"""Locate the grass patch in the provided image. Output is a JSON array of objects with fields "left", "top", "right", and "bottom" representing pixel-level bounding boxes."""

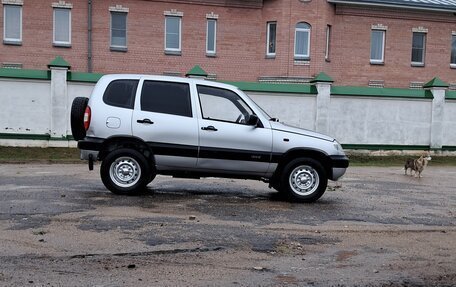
[
  {"left": 0, "top": 147, "right": 455, "bottom": 166},
  {"left": 0, "top": 147, "right": 80, "bottom": 163},
  {"left": 348, "top": 155, "right": 456, "bottom": 167}
]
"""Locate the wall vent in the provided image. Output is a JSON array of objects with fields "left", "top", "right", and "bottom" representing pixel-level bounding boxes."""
[
  {"left": 258, "top": 76, "right": 311, "bottom": 84},
  {"left": 368, "top": 80, "right": 384, "bottom": 88},
  {"left": 162, "top": 71, "right": 182, "bottom": 77},
  {"left": 409, "top": 81, "right": 424, "bottom": 89},
  {"left": 206, "top": 73, "right": 217, "bottom": 80},
  {"left": 2, "top": 63, "right": 23, "bottom": 69}
]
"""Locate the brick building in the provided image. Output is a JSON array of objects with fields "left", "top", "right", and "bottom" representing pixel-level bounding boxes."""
[{"left": 1, "top": 0, "right": 456, "bottom": 88}]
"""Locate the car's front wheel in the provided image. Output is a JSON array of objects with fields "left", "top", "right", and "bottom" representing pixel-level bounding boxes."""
[
  {"left": 100, "top": 148, "right": 152, "bottom": 195},
  {"left": 280, "top": 158, "right": 328, "bottom": 203}
]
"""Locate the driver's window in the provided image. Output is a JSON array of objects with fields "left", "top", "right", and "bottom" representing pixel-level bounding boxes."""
[{"left": 197, "top": 85, "right": 252, "bottom": 124}]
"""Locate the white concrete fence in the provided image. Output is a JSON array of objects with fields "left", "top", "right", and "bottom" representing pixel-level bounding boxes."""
[{"left": 0, "top": 63, "right": 455, "bottom": 153}]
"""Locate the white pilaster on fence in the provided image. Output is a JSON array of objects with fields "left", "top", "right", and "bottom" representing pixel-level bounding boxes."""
[
  {"left": 48, "top": 56, "right": 71, "bottom": 147},
  {"left": 424, "top": 77, "right": 449, "bottom": 150},
  {"left": 314, "top": 82, "right": 331, "bottom": 135},
  {"left": 430, "top": 88, "right": 446, "bottom": 149}
]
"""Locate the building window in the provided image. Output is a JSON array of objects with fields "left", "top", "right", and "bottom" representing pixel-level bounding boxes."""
[
  {"left": 294, "top": 22, "right": 311, "bottom": 60},
  {"left": 165, "top": 16, "right": 181, "bottom": 54},
  {"left": 325, "top": 25, "right": 331, "bottom": 61},
  {"left": 110, "top": 12, "right": 127, "bottom": 51},
  {"left": 3, "top": 4, "right": 22, "bottom": 45},
  {"left": 266, "top": 22, "right": 276, "bottom": 57},
  {"left": 53, "top": 8, "right": 71, "bottom": 46},
  {"left": 206, "top": 19, "right": 216, "bottom": 56},
  {"left": 411, "top": 32, "right": 426, "bottom": 66},
  {"left": 451, "top": 34, "right": 456, "bottom": 68},
  {"left": 370, "top": 30, "right": 385, "bottom": 64}
]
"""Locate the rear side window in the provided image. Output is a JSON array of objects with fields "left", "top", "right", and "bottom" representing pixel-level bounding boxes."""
[
  {"left": 103, "top": 80, "right": 139, "bottom": 109},
  {"left": 140, "top": 81, "right": 192, "bottom": 117}
]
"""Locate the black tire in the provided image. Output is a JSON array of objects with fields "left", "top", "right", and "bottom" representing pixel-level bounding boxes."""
[
  {"left": 280, "top": 158, "right": 328, "bottom": 203},
  {"left": 71, "top": 97, "right": 89, "bottom": 141},
  {"left": 100, "top": 148, "right": 153, "bottom": 195}
]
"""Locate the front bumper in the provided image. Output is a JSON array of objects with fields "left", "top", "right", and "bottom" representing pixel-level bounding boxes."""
[{"left": 330, "top": 155, "right": 349, "bottom": 180}]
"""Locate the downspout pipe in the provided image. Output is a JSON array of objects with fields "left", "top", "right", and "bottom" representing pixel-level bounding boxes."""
[{"left": 88, "top": 0, "right": 93, "bottom": 73}]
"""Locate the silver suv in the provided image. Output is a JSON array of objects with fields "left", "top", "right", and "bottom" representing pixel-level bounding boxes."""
[{"left": 71, "top": 75, "right": 348, "bottom": 202}]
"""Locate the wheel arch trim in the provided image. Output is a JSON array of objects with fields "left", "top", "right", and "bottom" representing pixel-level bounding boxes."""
[
  {"left": 98, "top": 135, "right": 156, "bottom": 166},
  {"left": 271, "top": 148, "right": 332, "bottom": 183}
]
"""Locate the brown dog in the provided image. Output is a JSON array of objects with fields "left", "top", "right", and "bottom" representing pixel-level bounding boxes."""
[{"left": 404, "top": 155, "right": 431, "bottom": 178}]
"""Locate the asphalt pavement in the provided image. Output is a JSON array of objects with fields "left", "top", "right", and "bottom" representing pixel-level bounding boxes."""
[{"left": 0, "top": 163, "right": 455, "bottom": 286}]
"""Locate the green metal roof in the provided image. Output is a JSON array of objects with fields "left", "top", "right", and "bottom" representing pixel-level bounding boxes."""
[
  {"left": 423, "top": 77, "right": 449, "bottom": 88},
  {"left": 331, "top": 85, "right": 433, "bottom": 99},
  {"left": 0, "top": 68, "right": 50, "bottom": 80},
  {"left": 310, "top": 72, "right": 334, "bottom": 83},
  {"left": 186, "top": 65, "right": 208, "bottom": 77},
  {"left": 223, "top": 81, "right": 317, "bottom": 95},
  {"left": 48, "top": 56, "right": 71, "bottom": 69},
  {"left": 327, "top": 0, "right": 456, "bottom": 12}
]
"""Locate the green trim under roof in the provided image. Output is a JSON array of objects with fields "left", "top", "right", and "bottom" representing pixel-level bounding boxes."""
[
  {"left": 223, "top": 81, "right": 317, "bottom": 95},
  {"left": 48, "top": 56, "right": 71, "bottom": 69},
  {"left": 423, "top": 77, "right": 449, "bottom": 88},
  {"left": 0, "top": 133, "right": 51, "bottom": 141},
  {"left": 342, "top": 144, "right": 431, "bottom": 150},
  {"left": 0, "top": 68, "right": 51, "bottom": 80},
  {"left": 331, "top": 86, "right": 433, "bottom": 99},
  {"left": 68, "top": 72, "right": 103, "bottom": 83},
  {"left": 186, "top": 65, "right": 208, "bottom": 77},
  {"left": 0, "top": 133, "right": 76, "bottom": 141},
  {"left": 1, "top": 133, "right": 454, "bottom": 151},
  {"left": 446, "top": 90, "right": 456, "bottom": 99}
]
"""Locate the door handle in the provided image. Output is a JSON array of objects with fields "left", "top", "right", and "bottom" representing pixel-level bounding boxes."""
[
  {"left": 137, "top": 118, "right": 154, "bottom": 124},
  {"left": 201, "top": 125, "right": 218, "bottom": 131}
]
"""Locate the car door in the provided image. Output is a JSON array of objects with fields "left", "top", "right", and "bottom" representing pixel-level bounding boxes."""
[
  {"left": 196, "top": 84, "right": 273, "bottom": 175},
  {"left": 132, "top": 79, "right": 199, "bottom": 169}
]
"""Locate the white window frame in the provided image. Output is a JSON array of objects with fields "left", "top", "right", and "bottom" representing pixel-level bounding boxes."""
[
  {"left": 165, "top": 16, "right": 182, "bottom": 53},
  {"left": 110, "top": 11, "right": 128, "bottom": 50},
  {"left": 294, "top": 22, "right": 311, "bottom": 59},
  {"left": 451, "top": 32, "right": 456, "bottom": 68},
  {"left": 370, "top": 29, "right": 385, "bottom": 64},
  {"left": 53, "top": 8, "right": 71, "bottom": 46},
  {"left": 411, "top": 32, "right": 426, "bottom": 66},
  {"left": 206, "top": 19, "right": 217, "bottom": 55},
  {"left": 3, "top": 4, "right": 22, "bottom": 44},
  {"left": 266, "top": 21, "right": 276, "bottom": 57},
  {"left": 325, "top": 25, "right": 331, "bottom": 61}
]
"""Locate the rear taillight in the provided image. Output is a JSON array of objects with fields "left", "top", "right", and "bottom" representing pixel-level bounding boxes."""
[{"left": 83, "top": 106, "right": 91, "bottom": 131}]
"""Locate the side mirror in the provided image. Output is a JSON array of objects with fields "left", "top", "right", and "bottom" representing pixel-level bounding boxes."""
[{"left": 246, "top": 114, "right": 259, "bottom": 126}]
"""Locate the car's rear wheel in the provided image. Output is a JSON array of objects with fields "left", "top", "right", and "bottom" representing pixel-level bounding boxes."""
[
  {"left": 70, "top": 97, "right": 89, "bottom": 141},
  {"left": 100, "top": 148, "right": 152, "bottom": 195},
  {"left": 280, "top": 158, "right": 327, "bottom": 203}
]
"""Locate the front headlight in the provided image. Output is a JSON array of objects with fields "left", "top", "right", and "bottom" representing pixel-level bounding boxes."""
[{"left": 333, "top": 140, "right": 343, "bottom": 152}]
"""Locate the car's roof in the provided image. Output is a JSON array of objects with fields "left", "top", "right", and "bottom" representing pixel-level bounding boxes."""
[{"left": 99, "top": 74, "right": 240, "bottom": 91}]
